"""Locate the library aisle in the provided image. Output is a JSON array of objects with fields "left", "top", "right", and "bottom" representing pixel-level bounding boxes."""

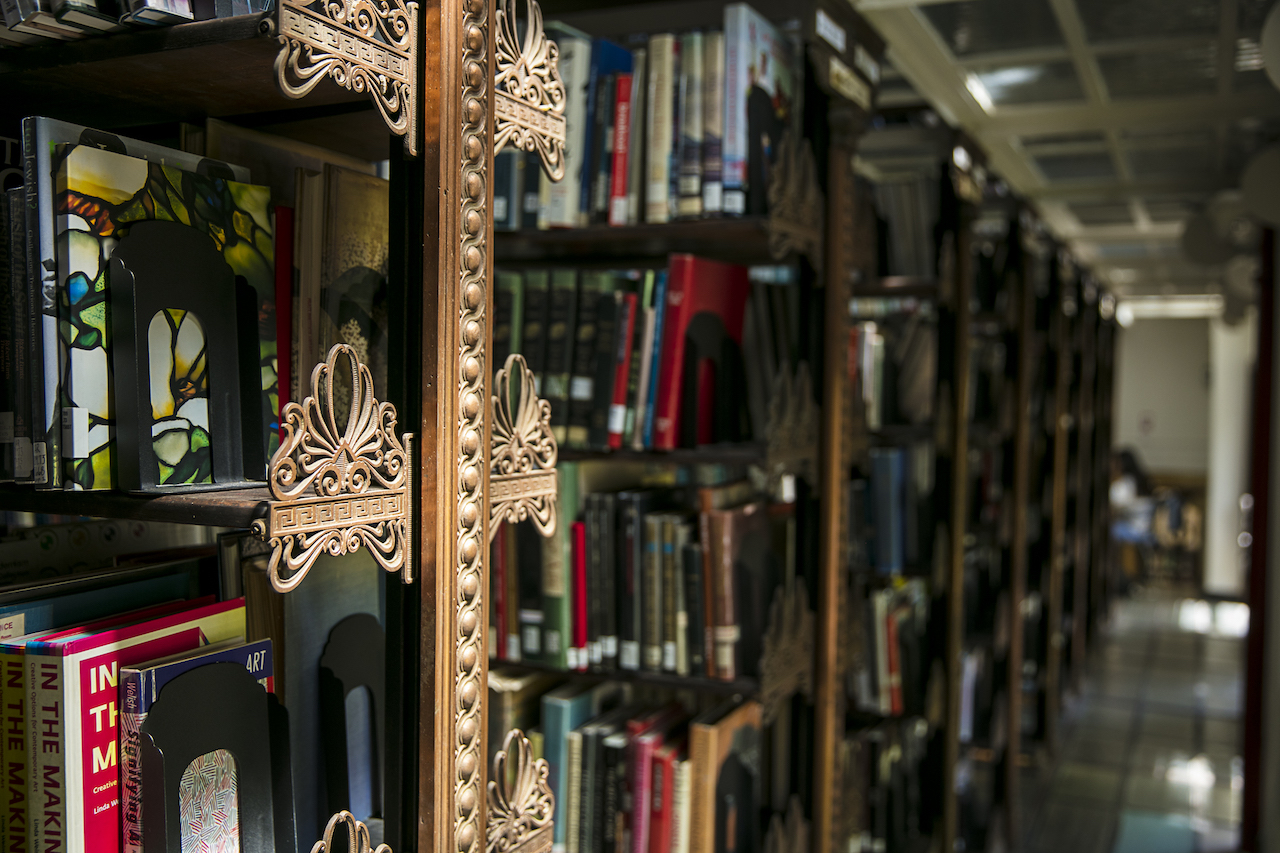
[{"left": 1019, "top": 592, "right": 1247, "bottom": 853}]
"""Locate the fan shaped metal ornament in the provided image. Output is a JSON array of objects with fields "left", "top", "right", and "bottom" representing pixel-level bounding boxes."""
[
  {"left": 274, "top": 0, "right": 419, "bottom": 156},
  {"left": 493, "top": 0, "right": 567, "bottom": 180},
  {"left": 311, "top": 810, "right": 392, "bottom": 853},
  {"left": 766, "top": 362, "right": 820, "bottom": 491},
  {"left": 766, "top": 131, "right": 824, "bottom": 267},
  {"left": 487, "top": 729, "right": 555, "bottom": 853},
  {"left": 253, "top": 344, "right": 414, "bottom": 593},
  {"left": 490, "top": 353, "right": 558, "bottom": 541},
  {"left": 760, "top": 575, "right": 816, "bottom": 725}
]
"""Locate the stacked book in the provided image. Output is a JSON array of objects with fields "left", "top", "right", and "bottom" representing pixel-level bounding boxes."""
[
  {"left": 846, "top": 577, "right": 932, "bottom": 719},
  {"left": 495, "top": 255, "right": 802, "bottom": 452},
  {"left": 496, "top": 1, "right": 806, "bottom": 230},
  {"left": 838, "top": 720, "right": 935, "bottom": 853},
  {"left": 491, "top": 468, "right": 800, "bottom": 681},
  {"left": 0, "top": 0, "right": 266, "bottom": 45}
]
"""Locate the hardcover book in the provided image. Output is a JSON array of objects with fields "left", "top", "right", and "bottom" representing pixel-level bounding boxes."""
[
  {"left": 644, "top": 34, "right": 677, "bottom": 224},
  {"left": 688, "top": 699, "right": 762, "bottom": 853}
]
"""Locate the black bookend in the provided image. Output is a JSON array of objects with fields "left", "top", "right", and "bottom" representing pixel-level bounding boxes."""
[
  {"left": 108, "top": 219, "right": 263, "bottom": 491},
  {"left": 235, "top": 276, "right": 267, "bottom": 479},
  {"left": 678, "top": 312, "right": 750, "bottom": 448},
  {"left": 139, "top": 662, "right": 295, "bottom": 853},
  {"left": 319, "top": 613, "right": 387, "bottom": 823}
]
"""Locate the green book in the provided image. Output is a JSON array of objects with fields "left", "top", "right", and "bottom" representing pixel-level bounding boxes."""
[{"left": 540, "top": 461, "right": 579, "bottom": 669}]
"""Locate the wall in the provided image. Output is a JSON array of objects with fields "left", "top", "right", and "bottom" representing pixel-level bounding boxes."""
[
  {"left": 1204, "top": 312, "right": 1256, "bottom": 598},
  {"left": 1113, "top": 317, "right": 1210, "bottom": 476}
]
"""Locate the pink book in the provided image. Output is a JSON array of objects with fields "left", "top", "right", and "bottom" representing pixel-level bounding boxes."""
[{"left": 28, "top": 597, "right": 245, "bottom": 853}]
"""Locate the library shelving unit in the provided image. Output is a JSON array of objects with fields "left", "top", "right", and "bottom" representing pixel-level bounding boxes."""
[{"left": 0, "top": 3, "right": 499, "bottom": 853}]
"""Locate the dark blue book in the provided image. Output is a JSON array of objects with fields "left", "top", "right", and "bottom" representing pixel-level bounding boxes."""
[
  {"left": 870, "top": 447, "right": 905, "bottom": 575},
  {"left": 641, "top": 270, "right": 669, "bottom": 448},
  {"left": 578, "top": 39, "right": 634, "bottom": 222}
]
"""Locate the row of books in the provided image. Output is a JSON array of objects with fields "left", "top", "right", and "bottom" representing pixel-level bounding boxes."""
[
  {"left": 847, "top": 445, "right": 935, "bottom": 577},
  {"left": 837, "top": 720, "right": 936, "bottom": 853},
  {"left": 874, "top": 176, "right": 939, "bottom": 279},
  {"left": 0, "top": 0, "right": 265, "bottom": 45},
  {"left": 0, "top": 115, "right": 390, "bottom": 492},
  {"left": 494, "top": 257, "right": 801, "bottom": 452},
  {"left": 497, "top": 2, "right": 802, "bottom": 231},
  {"left": 489, "top": 673, "right": 783, "bottom": 853},
  {"left": 490, "top": 465, "right": 792, "bottom": 681},
  {"left": 849, "top": 314, "right": 936, "bottom": 432},
  {"left": 846, "top": 578, "right": 932, "bottom": 719}
]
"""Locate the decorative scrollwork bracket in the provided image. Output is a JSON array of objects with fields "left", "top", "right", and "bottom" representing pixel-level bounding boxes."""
[
  {"left": 760, "top": 576, "right": 815, "bottom": 725},
  {"left": 274, "top": 0, "right": 419, "bottom": 156},
  {"left": 767, "top": 131, "right": 824, "bottom": 268},
  {"left": 252, "top": 344, "right": 414, "bottom": 593},
  {"left": 487, "top": 729, "right": 555, "bottom": 853},
  {"left": 494, "top": 0, "right": 567, "bottom": 181},
  {"left": 490, "top": 353, "right": 558, "bottom": 541},
  {"left": 765, "top": 362, "right": 820, "bottom": 492},
  {"left": 312, "top": 810, "right": 392, "bottom": 853}
]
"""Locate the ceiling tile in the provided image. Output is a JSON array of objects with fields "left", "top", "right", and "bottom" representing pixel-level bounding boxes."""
[
  {"left": 1077, "top": 0, "right": 1220, "bottom": 43},
  {"left": 1034, "top": 152, "right": 1117, "bottom": 181},
  {"left": 1098, "top": 45, "right": 1218, "bottom": 99},
  {"left": 1070, "top": 202, "right": 1134, "bottom": 226},
  {"left": 1127, "top": 145, "right": 1216, "bottom": 178},
  {"left": 973, "top": 61, "right": 1084, "bottom": 105},
  {"left": 1144, "top": 196, "right": 1201, "bottom": 223},
  {"left": 1022, "top": 130, "right": 1108, "bottom": 147},
  {"left": 921, "top": 0, "right": 1064, "bottom": 57}
]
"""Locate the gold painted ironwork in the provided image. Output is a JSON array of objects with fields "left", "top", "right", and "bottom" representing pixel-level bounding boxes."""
[
  {"left": 767, "top": 131, "right": 824, "bottom": 267},
  {"left": 487, "top": 729, "right": 555, "bottom": 853},
  {"left": 252, "top": 343, "right": 414, "bottom": 593},
  {"left": 493, "top": 0, "right": 567, "bottom": 180},
  {"left": 764, "top": 797, "right": 810, "bottom": 853},
  {"left": 490, "top": 353, "right": 559, "bottom": 541},
  {"left": 760, "top": 576, "right": 815, "bottom": 725},
  {"left": 311, "top": 810, "right": 392, "bottom": 853},
  {"left": 766, "top": 362, "right": 819, "bottom": 490},
  {"left": 274, "top": 0, "right": 419, "bottom": 156}
]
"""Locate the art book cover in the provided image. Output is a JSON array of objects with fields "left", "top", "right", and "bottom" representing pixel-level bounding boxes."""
[
  {"left": 722, "top": 3, "right": 797, "bottom": 217},
  {"left": 119, "top": 637, "right": 271, "bottom": 853},
  {"left": 54, "top": 142, "right": 274, "bottom": 490}
]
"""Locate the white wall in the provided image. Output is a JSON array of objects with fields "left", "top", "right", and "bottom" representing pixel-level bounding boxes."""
[
  {"left": 1113, "top": 317, "right": 1211, "bottom": 475},
  {"left": 1203, "top": 312, "right": 1257, "bottom": 598}
]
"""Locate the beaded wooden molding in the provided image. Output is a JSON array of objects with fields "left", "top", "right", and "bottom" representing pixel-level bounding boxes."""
[
  {"left": 493, "top": 0, "right": 567, "bottom": 180},
  {"left": 490, "top": 353, "right": 559, "bottom": 541},
  {"left": 765, "top": 362, "right": 819, "bottom": 490},
  {"left": 486, "top": 728, "right": 555, "bottom": 853},
  {"left": 311, "top": 810, "right": 391, "bottom": 853},
  {"left": 767, "top": 131, "right": 824, "bottom": 268},
  {"left": 760, "top": 576, "right": 815, "bottom": 725},
  {"left": 274, "top": 0, "right": 419, "bottom": 156},
  {"left": 252, "top": 343, "right": 414, "bottom": 593}
]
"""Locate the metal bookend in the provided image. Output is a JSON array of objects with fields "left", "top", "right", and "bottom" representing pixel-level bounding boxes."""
[
  {"left": 487, "top": 729, "right": 555, "bottom": 853},
  {"left": 311, "top": 810, "right": 392, "bottom": 853},
  {"left": 253, "top": 344, "right": 414, "bottom": 593},
  {"left": 494, "top": 0, "right": 567, "bottom": 181},
  {"left": 274, "top": 0, "right": 419, "bottom": 156},
  {"left": 765, "top": 362, "right": 820, "bottom": 491},
  {"left": 490, "top": 353, "right": 558, "bottom": 541},
  {"left": 760, "top": 576, "right": 815, "bottom": 725},
  {"left": 766, "top": 130, "right": 824, "bottom": 268}
]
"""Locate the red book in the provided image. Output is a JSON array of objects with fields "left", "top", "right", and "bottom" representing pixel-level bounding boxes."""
[
  {"left": 608, "top": 293, "right": 639, "bottom": 448},
  {"left": 572, "top": 520, "right": 589, "bottom": 672},
  {"left": 648, "top": 741, "right": 681, "bottom": 853},
  {"left": 492, "top": 520, "right": 507, "bottom": 662},
  {"left": 273, "top": 205, "right": 294, "bottom": 422},
  {"left": 609, "top": 72, "right": 634, "bottom": 227},
  {"left": 885, "top": 606, "right": 903, "bottom": 715},
  {"left": 626, "top": 706, "right": 684, "bottom": 853},
  {"left": 652, "top": 255, "right": 750, "bottom": 450}
]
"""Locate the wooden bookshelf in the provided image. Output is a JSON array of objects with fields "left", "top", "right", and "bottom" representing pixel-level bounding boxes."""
[
  {"left": 557, "top": 443, "right": 766, "bottom": 465},
  {"left": 495, "top": 659, "right": 760, "bottom": 697},
  {"left": 0, "top": 485, "right": 269, "bottom": 528},
  {"left": 494, "top": 218, "right": 802, "bottom": 266}
]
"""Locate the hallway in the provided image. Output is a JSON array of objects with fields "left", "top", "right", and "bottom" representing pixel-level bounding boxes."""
[{"left": 1020, "top": 592, "right": 1247, "bottom": 853}]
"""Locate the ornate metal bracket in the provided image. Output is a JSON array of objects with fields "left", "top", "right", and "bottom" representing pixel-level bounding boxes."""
[
  {"left": 765, "top": 362, "right": 819, "bottom": 491},
  {"left": 487, "top": 729, "right": 555, "bottom": 853},
  {"left": 759, "top": 576, "right": 815, "bottom": 725},
  {"left": 494, "top": 0, "right": 567, "bottom": 181},
  {"left": 490, "top": 353, "right": 559, "bottom": 541},
  {"left": 312, "top": 810, "right": 391, "bottom": 853},
  {"left": 767, "top": 131, "right": 824, "bottom": 268},
  {"left": 252, "top": 344, "right": 414, "bottom": 593},
  {"left": 763, "top": 797, "right": 810, "bottom": 853},
  {"left": 274, "top": 0, "right": 419, "bottom": 156}
]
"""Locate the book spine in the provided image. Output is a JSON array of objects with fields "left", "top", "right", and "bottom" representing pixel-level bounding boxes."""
[
  {"left": 671, "top": 760, "right": 691, "bottom": 853},
  {"left": 505, "top": 523, "right": 521, "bottom": 661},
  {"left": 722, "top": 8, "right": 746, "bottom": 216},
  {"left": 119, "top": 670, "right": 145, "bottom": 853},
  {"left": 565, "top": 731, "right": 584, "bottom": 853},
  {"left": 873, "top": 591, "right": 890, "bottom": 715},
  {"left": 490, "top": 521, "right": 506, "bottom": 661},
  {"left": 599, "top": 496, "right": 618, "bottom": 671},
  {"left": 629, "top": 737, "right": 655, "bottom": 853},
  {"left": 687, "top": 726, "right": 713, "bottom": 853},
  {"left": 545, "top": 270, "right": 579, "bottom": 444},
  {"left": 567, "top": 279, "right": 604, "bottom": 449},
  {"left": 608, "top": 73, "right": 633, "bottom": 227},
  {"left": 682, "top": 543, "right": 705, "bottom": 676},
  {"left": 0, "top": 195, "right": 15, "bottom": 484},
  {"left": 27, "top": 652, "right": 63, "bottom": 853},
  {"left": 605, "top": 293, "right": 636, "bottom": 449},
  {"left": 493, "top": 149, "right": 518, "bottom": 230},
  {"left": 701, "top": 32, "right": 724, "bottom": 216},
  {"left": 22, "top": 119, "right": 53, "bottom": 487},
  {"left": 644, "top": 35, "right": 676, "bottom": 224},
  {"left": 885, "top": 607, "right": 903, "bottom": 716},
  {"left": 628, "top": 305, "right": 656, "bottom": 449},
  {"left": 710, "top": 513, "right": 738, "bottom": 681},
  {"left": 660, "top": 518, "right": 677, "bottom": 673},
  {"left": 651, "top": 260, "right": 687, "bottom": 450},
  {"left": 578, "top": 731, "right": 597, "bottom": 853},
  {"left": 520, "top": 151, "right": 542, "bottom": 231},
  {"left": 601, "top": 737, "right": 625, "bottom": 853},
  {"left": 571, "top": 516, "right": 589, "bottom": 672},
  {"left": 591, "top": 72, "right": 617, "bottom": 225},
  {"left": 273, "top": 206, "right": 294, "bottom": 414},
  {"left": 647, "top": 750, "right": 671, "bottom": 853},
  {"left": 641, "top": 271, "right": 669, "bottom": 449},
  {"left": 2, "top": 652, "right": 26, "bottom": 853},
  {"left": 625, "top": 49, "right": 647, "bottom": 226},
  {"left": 520, "top": 270, "right": 549, "bottom": 394},
  {"left": 618, "top": 500, "right": 642, "bottom": 671},
  {"left": 676, "top": 32, "right": 704, "bottom": 219},
  {"left": 673, "top": 526, "right": 689, "bottom": 677},
  {"left": 542, "top": 465, "right": 576, "bottom": 669},
  {"left": 578, "top": 50, "right": 603, "bottom": 227},
  {"left": 642, "top": 515, "right": 664, "bottom": 672}
]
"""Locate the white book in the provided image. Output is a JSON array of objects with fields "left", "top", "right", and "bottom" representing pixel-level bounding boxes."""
[
  {"left": 676, "top": 31, "right": 704, "bottom": 218},
  {"left": 541, "top": 23, "right": 592, "bottom": 228},
  {"left": 701, "top": 31, "right": 725, "bottom": 215},
  {"left": 645, "top": 33, "right": 677, "bottom": 224},
  {"left": 671, "top": 758, "right": 692, "bottom": 853}
]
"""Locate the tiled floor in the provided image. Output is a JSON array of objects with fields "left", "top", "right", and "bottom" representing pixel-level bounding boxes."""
[{"left": 1019, "top": 592, "right": 1248, "bottom": 853}]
